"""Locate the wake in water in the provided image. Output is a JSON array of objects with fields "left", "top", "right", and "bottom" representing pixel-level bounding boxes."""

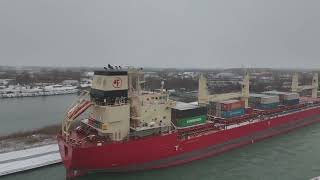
[{"left": 310, "top": 176, "right": 320, "bottom": 180}]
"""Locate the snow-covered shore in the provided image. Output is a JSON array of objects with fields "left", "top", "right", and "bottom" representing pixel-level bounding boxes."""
[
  {"left": 0, "top": 84, "right": 79, "bottom": 98},
  {"left": 0, "top": 144, "right": 61, "bottom": 177},
  {"left": 0, "top": 125, "right": 61, "bottom": 176}
]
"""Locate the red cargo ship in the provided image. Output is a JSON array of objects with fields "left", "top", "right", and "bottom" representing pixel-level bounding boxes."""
[{"left": 57, "top": 67, "right": 320, "bottom": 178}]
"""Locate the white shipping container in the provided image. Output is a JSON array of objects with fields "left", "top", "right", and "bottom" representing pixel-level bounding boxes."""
[
  {"left": 263, "top": 91, "right": 299, "bottom": 101},
  {"left": 261, "top": 95, "right": 279, "bottom": 104},
  {"left": 283, "top": 93, "right": 299, "bottom": 100}
]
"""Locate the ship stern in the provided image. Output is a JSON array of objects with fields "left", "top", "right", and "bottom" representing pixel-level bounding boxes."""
[{"left": 57, "top": 134, "right": 88, "bottom": 179}]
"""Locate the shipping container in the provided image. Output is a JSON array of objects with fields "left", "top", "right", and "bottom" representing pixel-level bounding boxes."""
[
  {"left": 249, "top": 93, "right": 279, "bottom": 104},
  {"left": 220, "top": 108, "right": 245, "bottom": 118},
  {"left": 283, "top": 99, "right": 299, "bottom": 106},
  {"left": 176, "top": 115, "right": 207, "bottom": 127},
  {"left": 249, "top": 94, "right": 265, "bottom": 104},
  {"left": 283, "top": 93, "right": 299, "bottom": 100},
  {"left": 261, "top": 96, "right": 279, "bottom": 104},
  {"left": 172, "top": 102, "right": 207, "bottom": 127},
  {"left": 255, "top": 102, "right": 279, "bottom": 110},
  {"left": 263, "top": 91, "right": 299, "bottom": 101},
  {"left": 216, "top": 99, "right": 245, "bottom": 111},
  {"left": 172, "top": 102, "right": 207, "bottom": 119}
]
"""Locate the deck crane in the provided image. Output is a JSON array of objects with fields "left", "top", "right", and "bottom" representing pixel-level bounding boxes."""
[
  {"left": 291, "top": 73, "right": 318, "bottom": 98},
  {"left": 198, "top": 72, "right": 250, "bottom": 107}
]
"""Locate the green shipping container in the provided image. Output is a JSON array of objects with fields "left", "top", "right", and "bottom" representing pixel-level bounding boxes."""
[{"left": 176, "top": 115, "right": 206, "bottom": 127}]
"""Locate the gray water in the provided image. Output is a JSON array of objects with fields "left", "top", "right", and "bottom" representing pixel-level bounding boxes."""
[
  {"left": 0, "top": 95, "right": 76, "bottom": 135},
  {"left": 1, "top": 96, "right": 320, "bottom": 180}
]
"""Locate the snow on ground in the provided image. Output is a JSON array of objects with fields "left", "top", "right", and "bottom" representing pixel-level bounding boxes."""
[
  {"left": 0, "top": 135, "right": 56, "bottom": 153},
  {"left": 0, "top": 144, "right": 61, "bottom": 176},
  {"left": 0, "top": 144, "right": 58, "bottom": 162}
]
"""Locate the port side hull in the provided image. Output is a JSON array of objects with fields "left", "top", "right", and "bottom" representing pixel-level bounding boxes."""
[{"left": 58, "top": 107, "right": 320, "bottom": 177}]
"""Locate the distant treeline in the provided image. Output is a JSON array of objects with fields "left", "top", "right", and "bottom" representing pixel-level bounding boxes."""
[
  {"left": 145, "top": 77, "right": 198, "bottom": 91},
  {"left": 1, "top": 69, "right": 82, "bottom": 85}
]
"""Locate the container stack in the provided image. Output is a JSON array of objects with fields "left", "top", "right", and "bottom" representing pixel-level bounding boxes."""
[
  {"left": 172, "top": 102, "right": 207, "bottom": 128},
  {"left": 249, "top": 93, "right": 279, "bottom": 110},
  {"left": 215, "top": 100, "right": 245, "bottom": 118},
  {"left": 263, "top": 91, "right": 300, "bottom": 106},
  {"left": 283, "top": 93, "right": 300, "bottom": 105}
]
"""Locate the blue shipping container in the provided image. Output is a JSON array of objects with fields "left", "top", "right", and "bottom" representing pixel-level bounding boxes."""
[
  {"left": 221, "top": 108, "right": 245, "bottom": 118},
  {"left": 255, "top": 102, "right": 279, "bottom": 110},
  {"left": 283, "top": 99, "right": 299, "bottom": 105}
]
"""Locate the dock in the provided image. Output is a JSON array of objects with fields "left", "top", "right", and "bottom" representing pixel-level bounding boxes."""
[{"left": 0, "top": 144, "right": 61, "bottom": 176}]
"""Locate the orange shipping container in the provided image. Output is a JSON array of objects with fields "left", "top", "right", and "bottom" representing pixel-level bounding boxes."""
[{"left": 219, "top": 100, "right": 245, "bottom": 111}]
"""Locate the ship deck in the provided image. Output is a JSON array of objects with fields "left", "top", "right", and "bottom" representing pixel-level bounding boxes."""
[
  {"left": 62, "top": 98, "right": 320, "bottom": 147},
  {"left": 177, "top": 99, "right": 320, "bottom": 140}
]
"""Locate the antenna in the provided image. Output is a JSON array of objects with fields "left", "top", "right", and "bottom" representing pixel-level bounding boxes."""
[{"left": 108, "top": 64, "right": 114, "bottom": 70}]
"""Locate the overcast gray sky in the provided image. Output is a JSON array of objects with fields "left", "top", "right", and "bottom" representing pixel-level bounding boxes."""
[{"left": 0, "top": 0, "right": 319, "bottom": 68}]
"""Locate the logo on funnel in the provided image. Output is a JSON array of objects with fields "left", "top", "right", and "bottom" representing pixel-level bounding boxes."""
[{"left": 112, "top": 78, "right": 122, "bottom": 88}]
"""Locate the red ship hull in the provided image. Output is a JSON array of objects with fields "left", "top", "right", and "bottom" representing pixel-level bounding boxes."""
[{"left": 58, "top": 106, "right": 320, "bottom": 178}]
